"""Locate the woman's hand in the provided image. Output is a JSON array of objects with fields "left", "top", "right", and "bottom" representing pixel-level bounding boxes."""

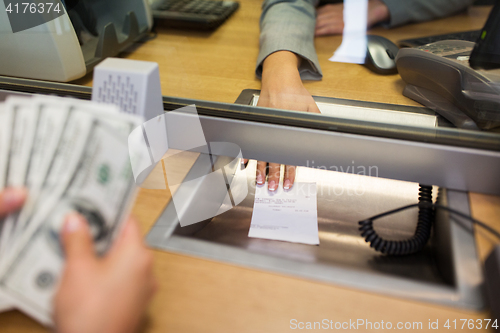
[
  {"left": 54, "top": 214, "right": 157, "bottom": 333},
  {"left": 255, "top": 51, "right": 319, "bottom": 191},
  {"left": 259, "top": 51, "right": 320, "bottom": 113}
]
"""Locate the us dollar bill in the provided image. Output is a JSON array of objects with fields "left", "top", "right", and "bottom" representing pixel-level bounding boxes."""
[
  {"left": 0, "top": 98, "right": 40, "bottom": 264},
  {"left": 0, "top": 103, "right": 13, "bottom": 312},
  {"left": 0, "top": 98, "right": 86, "bottom": 273},
  {"left": 0, "top": 114, "right": 140, "bottom": 325},
  {"left": 0, "top": 104, "right": 12, "bottom": 257},
  {"left": 0, "top": 103, "right": 13, "bottom": 189},
  {"left": 0, "top": 289, "right": 14, "bottom": 313},
  {"left": 2, "top": 98, "right": 127, "bottom": 267},
  {"left": 9, "top": 98, "right": 71, "bottom": 247}
]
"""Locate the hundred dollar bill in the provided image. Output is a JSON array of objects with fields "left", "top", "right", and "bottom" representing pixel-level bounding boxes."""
[
  {"left": 4, "top": 98, "right": 131, "bottom": 260},
  {"left": 0, "top": 98, "right": 39, "bottom": 263},
  {"left": 0, "top": 290, "right": 13, "bottom": 313},
  {"left": 0, "top": 116, "right": 139, "bottom": 325},
  {"left": 0, "top": 103, "right": 14, "bottom": 313},
  {"left": 0, "top": 286, "right": 16, "bottom": 311},
  {"left": 0, "top": 103, "right": 13, "bottom": 189},
  {"left": 7, "top": 98, "right": 70, "bottom": 255},
  {"left": 0, "top": 103, "right": 13, "bottom": 239}
]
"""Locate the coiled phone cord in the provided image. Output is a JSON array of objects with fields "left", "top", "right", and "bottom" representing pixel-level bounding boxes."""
[{"left": 358, "top": 185, "right": 434, "bottom": 255}]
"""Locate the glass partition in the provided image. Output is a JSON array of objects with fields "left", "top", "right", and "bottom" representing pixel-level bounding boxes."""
[{"left": 1, "top": 0, "right": 499, "bottom": 148}]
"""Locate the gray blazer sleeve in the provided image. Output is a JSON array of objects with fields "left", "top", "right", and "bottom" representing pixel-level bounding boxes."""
[
  {"left": 381, "top": 0, "right": 476, "bottom": 28},
  {"left": 256, "top": 0, "right": 323, "bottom": 80}
]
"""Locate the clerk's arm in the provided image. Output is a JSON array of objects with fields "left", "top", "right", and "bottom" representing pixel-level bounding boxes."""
[
  {"left": 255, "top": 0, "right": 321, "bottom": 190},
  {"left": 257, "top": 0, "right": 321, "bottom": 108},
  {"left": 381, "top": 0, "right": 475, "bottom": 28},
  {"left": 315, "top": 0, "right": 475, "bottom": 36},
  {"left": 256, "top": 0, "right": 322, "bottom": 81},
  {"left": 256, "top": 51, "right": 319, "bottom": 191}
]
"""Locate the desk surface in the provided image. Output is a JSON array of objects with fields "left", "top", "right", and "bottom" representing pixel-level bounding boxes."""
[{"left": 2, "top": 3, "right": 500, "bottom": 333}]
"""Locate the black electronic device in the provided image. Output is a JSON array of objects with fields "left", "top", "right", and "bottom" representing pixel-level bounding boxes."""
[
  {"left": 396, "top": 2, "right": 500, "bottom": 130},
  {"left": 150, "top": 0, "right": 239, "bottom": 30},
  {"left": 396, "top": 3, "right": 500, "bottom": 131},
  {"left": 364, "top": 35, "right": 400, "bottom": 75},
  {"left": 397, "top": 40, "right": 500, "bottom": 130},
  {"left": 470, "top": 2, "right": 500, "bottom": 69}
]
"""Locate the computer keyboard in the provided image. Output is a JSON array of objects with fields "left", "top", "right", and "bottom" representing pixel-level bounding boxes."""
[
  {"left": 151, "top": 0, "right": 239, "bottom": 30},
  {"left": 398, "top": 30, "right": 481, "bottom": 47}
]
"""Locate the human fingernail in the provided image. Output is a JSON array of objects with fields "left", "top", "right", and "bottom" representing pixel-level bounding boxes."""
[
  {"left": 63, "top": 213, "right": 84, "bottom": 233},
  {"left": 2, "top": 188, "right": 26, "bottom": 207},
  {"left": 268, "top": 180, "right": 276, "bottom": 191},
  {"left": 284, "top": 179, "right": 291, "bottom": 190},
  {"left": 256, "top": 174, "right": 264, "bottom": 184}
]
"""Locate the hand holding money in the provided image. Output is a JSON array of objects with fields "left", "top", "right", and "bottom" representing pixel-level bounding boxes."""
[
  {"left": 54, "top": 214, "right": 156, "bottom": 333},
  {"left": 0, "top": 95, "right": 154, "bottom": 327},
  {"left": 0, "top": 187, "right": 156, "bottom": 333}
]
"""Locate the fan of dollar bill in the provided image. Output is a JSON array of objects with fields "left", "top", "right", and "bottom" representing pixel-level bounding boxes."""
[{"left": 0, "top": 95, "right": 144, "bottom": 325}]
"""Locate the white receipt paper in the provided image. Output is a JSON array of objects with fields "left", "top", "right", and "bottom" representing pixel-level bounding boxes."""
[
  {"left": 249, "top": 182, "right": 319, "bottom": 245},
  {"left": 329, "top": 0, "right": 368, "bottom": 64}
]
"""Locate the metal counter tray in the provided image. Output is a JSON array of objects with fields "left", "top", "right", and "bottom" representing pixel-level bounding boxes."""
[{"left": 147, "top": 159, "right": 483, "bottom": 310}]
